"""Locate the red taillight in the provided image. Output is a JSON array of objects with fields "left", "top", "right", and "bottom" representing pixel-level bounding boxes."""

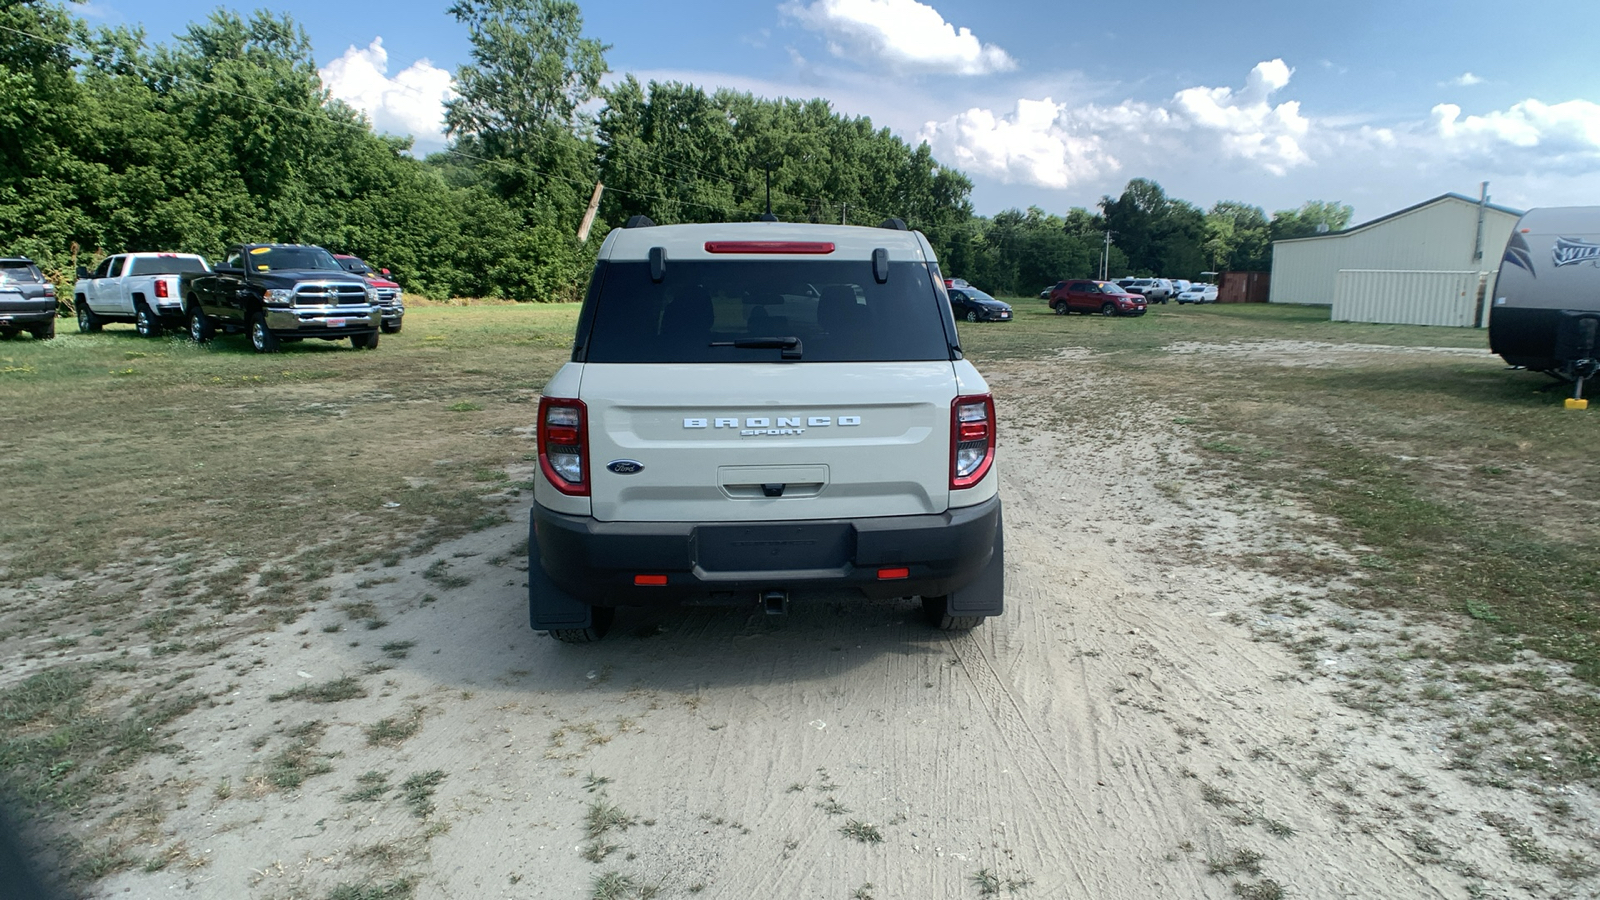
[
  {"left": 154, "top": 280, "right": 169, "bottom": 298},
  {"left": 951, "top": 394, "right": 996, "bottom": 489},
  {"left": 703, "top": 241, "right": 836, "bottom": 254},
  {"left": 634, "top": 574, "right": 668, "bottom": 586},
  {"left": 877, "top": 567, "right": 909, "bottom": 580},
  {"left": 537, "top": 397, "right": 589, "bottom": 496}
]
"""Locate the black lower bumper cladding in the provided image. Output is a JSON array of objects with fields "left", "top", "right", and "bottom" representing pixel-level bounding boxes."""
[{"left": 531, "top": 495, "right": 1002, "bottom": 608}]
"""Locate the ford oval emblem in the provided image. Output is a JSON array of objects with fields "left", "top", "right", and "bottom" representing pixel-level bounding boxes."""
[{"left": 606, "top": 460, "right": 645, "bottom": 475}]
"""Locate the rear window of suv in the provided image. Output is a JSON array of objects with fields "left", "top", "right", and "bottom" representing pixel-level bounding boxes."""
[
  {"left": 0, "top": 261, "right": 43, "bottom": 282},
  {"left": 579, "top": 259, "right": 952, "bottom": 363}
]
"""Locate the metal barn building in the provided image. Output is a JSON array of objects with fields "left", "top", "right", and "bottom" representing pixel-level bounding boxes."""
[{"left": 1269, "top": 192, "right": 1523, "bottom": 327}]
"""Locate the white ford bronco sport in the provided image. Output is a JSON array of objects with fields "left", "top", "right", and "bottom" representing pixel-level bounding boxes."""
[{"left": 528, "top": 217, "right": 1004, "bottom": 642}]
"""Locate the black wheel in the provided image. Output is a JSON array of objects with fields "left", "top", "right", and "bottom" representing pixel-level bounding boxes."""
[
  {"left": 965, "top": 310, "right": 979, "bottom": 323},
  {"left": 134, "top": 303, "right": 163, "bottom": 338},
  {"left": 29, "top": 319, "right": 55, "bottom": 340},
  {"left": 921, "top": 595, "right": 984, "bottom": 631},
  {"left": 351, "top": 330, "right": 380, "bottom": 350},
  {"left": 1052, "top": 302, "right": 1066, "bottom": 315},
  {"left": 187, "top": 302, "right": 212, "bottom": 343},
  {"left": 1100, "top": 302, "right": 1117, "bottom": 317},
  {"left": 548, "top": 606, "right": 615, "bottom": 643},
  {"left": 380, "top": 318, "right": 402, "bottom": 335},
  {"left": 248, "top": 312, "right": 280, "bottom": 353},
  {"left": 76, "top": 300, "right": 103, "bottom": 333}
]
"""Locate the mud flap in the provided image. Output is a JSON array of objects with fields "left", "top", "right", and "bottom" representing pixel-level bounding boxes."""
[
  {"left": 528, "top": 517, "right": 593, "bottom": 631},
  {"left": 947, "top": 507, "right": 1004, "bottom": 616}
]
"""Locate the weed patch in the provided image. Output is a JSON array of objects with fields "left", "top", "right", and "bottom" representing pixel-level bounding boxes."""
[{"left": 269, "top": 676, "right": 367, "bottom": 704}]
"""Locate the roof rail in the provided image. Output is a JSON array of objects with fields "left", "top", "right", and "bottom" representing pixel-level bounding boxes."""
[
  {"left": 623, "top": 215, "right": 656, "bottom": 229},
  {"left": 879, "top": 218, "right": 908, "bottom": 231}
]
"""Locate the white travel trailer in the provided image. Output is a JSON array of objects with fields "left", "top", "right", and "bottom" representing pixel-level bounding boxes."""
[{"left": 1489, "top": 207, "right": 1600, "bottom": 403}]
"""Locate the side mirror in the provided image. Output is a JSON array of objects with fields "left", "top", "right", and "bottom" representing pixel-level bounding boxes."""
[{"left": 76, "top": 265, "right": 89, "bottom": 279}]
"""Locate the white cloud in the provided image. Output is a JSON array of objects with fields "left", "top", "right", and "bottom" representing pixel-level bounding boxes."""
[
  {"left": 1447, "top": 72, "right": 1485, "bottom": 87},
  {"left": 1171, "top": 60, "right": 1309, "bottom": 174},
  {"left": 918, "top": 59, "right": 1310, "bottom": 190},
  {"left": 320, "top": 38, "right": 456, "bottom": 151},
  {"left": 783, "top": 0, "right": 1015, "bottom": 75},
  {"left": 918, "top": 98, "right": 1117, "bottom": 188},
  {"left": 1433, "top": 99, "right": 1600, "bottom": 148}
]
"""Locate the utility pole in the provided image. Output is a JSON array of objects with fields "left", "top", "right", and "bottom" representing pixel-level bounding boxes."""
[
  {"left": 841, "top": 203, "right": 848, "bottom": 225},
  {"left": 1472, "top": 180, "right": 1489, "bottom": 262},
  {"left": 576, "top": 181, "right": 604, "bottom": 243},
  {"left": 1100, "top": 230, "right": 1116, "bottom": 281}
]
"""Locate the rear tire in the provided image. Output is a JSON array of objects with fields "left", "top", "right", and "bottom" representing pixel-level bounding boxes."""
[
  {"left": 134, "top": 303, "right": 163, "bottom": 338},
  {"left": 248, "top": 312, "right": 280, "bottom": 353},
  {"left": 351, "top": 330, "right": 380, "bottom": 350},
  {"left": 921, "top": 595, "right": 984, "bottom": 631},
  {"left": 548, "top": 606, "right": 615, "bottom": 643},
  {"left": 187, "top": 302, "right": 212, "bottom": 343},
  {"left": 1100, "top": 302, "right": 1117, "bottom": 317},
  {"left": 77, "top": 300, "right": 103, "bottom": 333},
  {"left": 29, "top": 319, "right": 55, "bottom": 340}
]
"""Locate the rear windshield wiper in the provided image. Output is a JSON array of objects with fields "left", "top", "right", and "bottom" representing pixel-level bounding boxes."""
[{"left": 710, "top": 336, "right": 803, "bottom": 360}]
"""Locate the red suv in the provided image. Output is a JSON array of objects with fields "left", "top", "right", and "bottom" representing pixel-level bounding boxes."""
[{"left": 1047, "top": 280, "right": 1147, "bottom": 317}]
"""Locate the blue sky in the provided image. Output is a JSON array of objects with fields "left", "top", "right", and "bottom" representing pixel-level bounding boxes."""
[{"left": 90, "top": 0, "right": 1600, "bottom": 222}]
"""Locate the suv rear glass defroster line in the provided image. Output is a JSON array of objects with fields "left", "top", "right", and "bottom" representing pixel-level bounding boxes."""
[{"left": 579, "top": 260, "right": 953, "bottom": 363}]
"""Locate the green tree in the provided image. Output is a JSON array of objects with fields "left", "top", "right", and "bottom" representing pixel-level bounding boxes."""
[
  {"left": 1269, "top": 200, "right": 1354, "bottom": 242},
  {"left": 1203, "top": 201, "right": 1270, "bottom": 271}
]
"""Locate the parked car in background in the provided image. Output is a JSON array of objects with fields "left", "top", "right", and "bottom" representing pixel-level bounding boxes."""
[
  {"left": 0, "top": 257, "right": 57, "bottom": 339},
  {"left": 1119, "top": 277, "right": 1174, "bottom": 303},
  {"left": 334, "top": 254, "right": 404, "bottom": 334},
  {"left": 74, "top": 252, "right": 211, "bottom": 337},
  {"left": 1048, "top": 280, "right": 1147, "bottom": 316},
  {"left": 948, "top": 285, "right": 1013, "bottom": 322},
  {"left": 1169, "top": 279, "right": 1192, "bottom": 296},
  {"left": 1040, "top": 283, "right": 1060, "bottom": 300},
  {"left": 183, "top": 243, "right": 380, "bottom": 353},
  {"left": 1176, "top": 284, "right": 1219, "bottom": 304}
]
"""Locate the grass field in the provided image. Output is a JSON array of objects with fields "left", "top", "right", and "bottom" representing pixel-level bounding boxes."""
[
  {"left": 972, "top": 299, "right": 1600, "bottom": 783},
  {"left": 1, "top": 298, "right": 1598, "bottom": 884}
]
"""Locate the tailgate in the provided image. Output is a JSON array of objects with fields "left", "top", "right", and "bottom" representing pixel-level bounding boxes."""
[
  {"left": 0, "top": 290, "right": 51, "bottom": 314},
  {"left": 579, "top": 362, "right": 957, "bottom": 523}
]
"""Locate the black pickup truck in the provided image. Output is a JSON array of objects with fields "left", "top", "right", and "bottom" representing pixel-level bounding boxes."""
[{"left": 181, "top": 244, "right": 380, "bottom": 352}]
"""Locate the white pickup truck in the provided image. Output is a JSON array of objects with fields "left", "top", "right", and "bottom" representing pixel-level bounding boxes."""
[{"left": 75, "top": 252, "right": 212, "bottom": 337}]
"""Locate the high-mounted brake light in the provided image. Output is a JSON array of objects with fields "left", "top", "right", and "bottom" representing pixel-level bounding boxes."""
[
  {"left": 537, "top": 397, "right": 589, "bottom": 496},
  {"left": 950, "top": 394, "right": 996, "bottom": 489},
  {"left": 703, "top": 241, "right": 836, "bottom": 255}
]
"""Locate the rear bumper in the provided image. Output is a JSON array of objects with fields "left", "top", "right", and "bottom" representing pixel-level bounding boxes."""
[
  {"left": 532, "top": 495, "right": 1002, "bottom": 606},
  {"left": 0, "top": 299, "right": 56, "bottom": 327}
]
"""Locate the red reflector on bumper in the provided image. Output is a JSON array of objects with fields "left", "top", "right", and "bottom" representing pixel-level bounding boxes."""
[
  {"left": 633, "top": 574, "right": 668, "bottom": 586},
  {"left": 877, "top": 567, "right": 909, "bottom": 580}
]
